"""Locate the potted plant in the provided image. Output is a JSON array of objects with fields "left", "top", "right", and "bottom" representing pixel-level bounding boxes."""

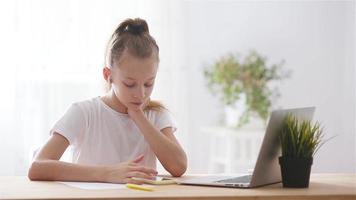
[
  {"left": 278, "top": 114, "right": 326, "bottom": 188},
  {"left": 204, "top": 50, "right": 288, "bottom": 128}
]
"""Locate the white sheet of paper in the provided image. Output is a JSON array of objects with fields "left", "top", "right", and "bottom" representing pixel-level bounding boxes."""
[{"left": 58, "top": 181, "right": 126, "bottom": 190}]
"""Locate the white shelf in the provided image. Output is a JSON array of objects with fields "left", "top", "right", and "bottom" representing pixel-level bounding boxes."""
[{"left": 201, "top": 126, "right": 264, "bottom": 174}]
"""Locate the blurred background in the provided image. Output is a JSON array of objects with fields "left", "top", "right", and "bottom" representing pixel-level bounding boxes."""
[{"left": 0, "top": 0, "right": 355, "bottom": 175}]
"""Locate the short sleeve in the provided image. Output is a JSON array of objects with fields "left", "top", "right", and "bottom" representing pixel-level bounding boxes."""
[
  {"left": 50, "top": 103, "right": 87, "bottom": 145},
  {"left": 154, "top": 109, "right": 178, "bottom": 133}
]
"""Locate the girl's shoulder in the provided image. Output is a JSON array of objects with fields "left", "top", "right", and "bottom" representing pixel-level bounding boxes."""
[
  {"left": 146, "top": 107, "right": 174, "bottom": 122},
  {"left": 70, "top": 97, "right": 102, "bottom": 115},
  {"left": 145, "top": 107, "right": 168, "bottom": 117},
  {"left": 146, "top": 108, "right": 178, "bottom": 132}
]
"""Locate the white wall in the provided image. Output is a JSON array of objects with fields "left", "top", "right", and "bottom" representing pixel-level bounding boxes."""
[{"left": 181, "top": 0, "right": 356, "bottom": 173}]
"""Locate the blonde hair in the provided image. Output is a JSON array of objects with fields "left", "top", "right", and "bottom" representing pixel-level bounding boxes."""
[{"left": 104, "top": 18, "right": 165, "bottom": 112}]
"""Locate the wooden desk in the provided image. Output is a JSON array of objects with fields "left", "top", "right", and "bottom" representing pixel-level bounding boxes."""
[{"left": 0, "top": 174, "right": 355, "bottom": 200}]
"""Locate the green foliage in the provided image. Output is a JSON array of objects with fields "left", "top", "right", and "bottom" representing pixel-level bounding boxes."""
[
  {"left": 204, "top": 50, "right": 287, "bottom": 127},
  {"left": 279, "top": 114, "right": 325, "bottom": 158}
]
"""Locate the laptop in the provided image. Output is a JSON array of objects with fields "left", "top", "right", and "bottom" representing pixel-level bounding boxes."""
[{"left": 178, "top": 107, "right": 315, "bottom": 188}]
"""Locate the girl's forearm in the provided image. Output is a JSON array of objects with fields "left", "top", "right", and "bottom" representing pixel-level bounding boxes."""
[
  {"left": 133, "top": 116, "right": 187, "bottom": 177},
  {"left": 28, "top": 160, "right": 107, "bottom": 182}
]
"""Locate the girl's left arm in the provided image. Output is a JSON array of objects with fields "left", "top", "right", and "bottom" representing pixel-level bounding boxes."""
[{"left": 129, "top": 111, "right": 187, "bottom": 177}]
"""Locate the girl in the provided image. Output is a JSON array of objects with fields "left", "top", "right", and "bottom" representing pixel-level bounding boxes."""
[{"left": 28, "top": 18, "right": 187, "bottom": 184}]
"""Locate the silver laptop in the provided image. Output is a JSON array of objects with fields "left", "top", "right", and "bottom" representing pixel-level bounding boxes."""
[{"left": 179, "top": 107, "right": 315, "bottom": 188}]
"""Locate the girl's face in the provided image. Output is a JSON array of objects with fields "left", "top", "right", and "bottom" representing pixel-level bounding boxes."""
[{"left": 110, "top": 51, "right": 158, "bottom": 111}]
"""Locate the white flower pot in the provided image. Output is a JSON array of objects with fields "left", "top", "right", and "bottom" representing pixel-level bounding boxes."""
[{"left": 224, "top": 94, "right": 246, "bottom": 127}]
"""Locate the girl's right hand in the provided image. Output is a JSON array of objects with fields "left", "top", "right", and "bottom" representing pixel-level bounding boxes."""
[{"left": 103, "top": 155, "right": 158, "bottom": 184}]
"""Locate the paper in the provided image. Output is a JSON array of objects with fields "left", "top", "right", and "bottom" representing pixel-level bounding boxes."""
[{"left": 58, "top": 181, "right": 127, "bottom": 190}]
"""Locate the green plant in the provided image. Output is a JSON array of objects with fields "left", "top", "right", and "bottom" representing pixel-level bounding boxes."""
[
  {"left": 204, "top": 50, "right": 287, "bottom": 127},
  {"left": 279, "top": 114, "right": 325, "bottom": 158}
]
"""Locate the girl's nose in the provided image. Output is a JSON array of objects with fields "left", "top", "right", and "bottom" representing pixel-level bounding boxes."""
[{"left": 134, "top": 86, "right": 145, "bottom": 99}]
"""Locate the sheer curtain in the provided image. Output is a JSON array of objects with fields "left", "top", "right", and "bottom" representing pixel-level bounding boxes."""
[{"left": 0, "top": 0, "right": 188, "bottom": 175}]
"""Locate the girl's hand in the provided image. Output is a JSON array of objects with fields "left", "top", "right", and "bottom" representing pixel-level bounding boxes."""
[
  {"left": 127, "top": 98, "right": 150, "bottom": 120},
  {"left": 103, "top": 155, "right": 158, "bottom": 184}
]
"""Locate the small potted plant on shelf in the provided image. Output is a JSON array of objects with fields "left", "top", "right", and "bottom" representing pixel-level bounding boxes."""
[
  {"left": 278, "top": 114, "right": 327, "bottom": 188},
  {"left": 204, "top": 50, "right": 288, "bottom": 128}
]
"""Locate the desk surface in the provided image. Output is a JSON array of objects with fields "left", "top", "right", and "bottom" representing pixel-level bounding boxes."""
[{"left": 0, "top": 174, "right": 355, "bottom": 200}]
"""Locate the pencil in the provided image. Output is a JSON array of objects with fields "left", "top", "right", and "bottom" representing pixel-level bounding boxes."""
[{"left": 126, "top": 183, "right": 154, "bottom": 192}]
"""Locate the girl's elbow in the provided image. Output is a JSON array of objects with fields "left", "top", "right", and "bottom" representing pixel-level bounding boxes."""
[
  {"left": 28, "top": 161, "right": 43, "bottom": 181},
  {"left": 170, "top": 161, "right": 187, "bottom": 177},
  {"left": 171, "top": 168, "right": 186, "bottom": 177}
]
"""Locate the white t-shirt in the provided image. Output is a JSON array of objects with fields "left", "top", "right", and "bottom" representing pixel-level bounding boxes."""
[{"left": 50, "top": 97, "right": 177, "bottom": 169}]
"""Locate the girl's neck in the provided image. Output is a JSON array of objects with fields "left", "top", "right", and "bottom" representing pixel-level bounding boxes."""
[{"left": 101, "top": 90, "right": 128, "bottom": 114}]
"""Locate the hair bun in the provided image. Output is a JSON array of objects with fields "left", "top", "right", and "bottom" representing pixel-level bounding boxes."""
[
  {"left": 127, "top": 23, "right": 146, "bottom": 35},
  {"left": 116, "top": 18, "right": 149, "bottom": 36}
]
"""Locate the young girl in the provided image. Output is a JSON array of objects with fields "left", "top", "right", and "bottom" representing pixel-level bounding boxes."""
[{"left": 28, "top": 18, "right": 187, "bottom": 184}]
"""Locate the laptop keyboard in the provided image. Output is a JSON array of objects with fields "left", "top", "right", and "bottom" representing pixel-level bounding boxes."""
[{"left": 215, "top": 175, "right": 252, "bottom": 183}]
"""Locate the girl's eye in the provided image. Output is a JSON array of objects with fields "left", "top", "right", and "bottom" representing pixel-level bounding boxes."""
[
  {"left": 123, "top": 81, "right": 153, "bottom": 88},
  {"left": 123, "top": 83, "right": 135, "bottom": 88},
  {"left": 145, "top": 81, "right": 154, "bottom": 87}
]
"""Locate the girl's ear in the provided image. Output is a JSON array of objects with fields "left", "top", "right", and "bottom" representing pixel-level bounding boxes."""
[{"left": 103, "top": 67, "right": 111, "bottom": 82}]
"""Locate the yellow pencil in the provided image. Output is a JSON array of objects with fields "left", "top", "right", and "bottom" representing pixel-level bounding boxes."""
[{"left": 126, "top": 183, "right": 154, "bottom": 192}]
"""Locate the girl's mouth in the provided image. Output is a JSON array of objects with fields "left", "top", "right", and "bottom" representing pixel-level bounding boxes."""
[{"left": 131, "top": 102, "right": 142, "bottom": 106}]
